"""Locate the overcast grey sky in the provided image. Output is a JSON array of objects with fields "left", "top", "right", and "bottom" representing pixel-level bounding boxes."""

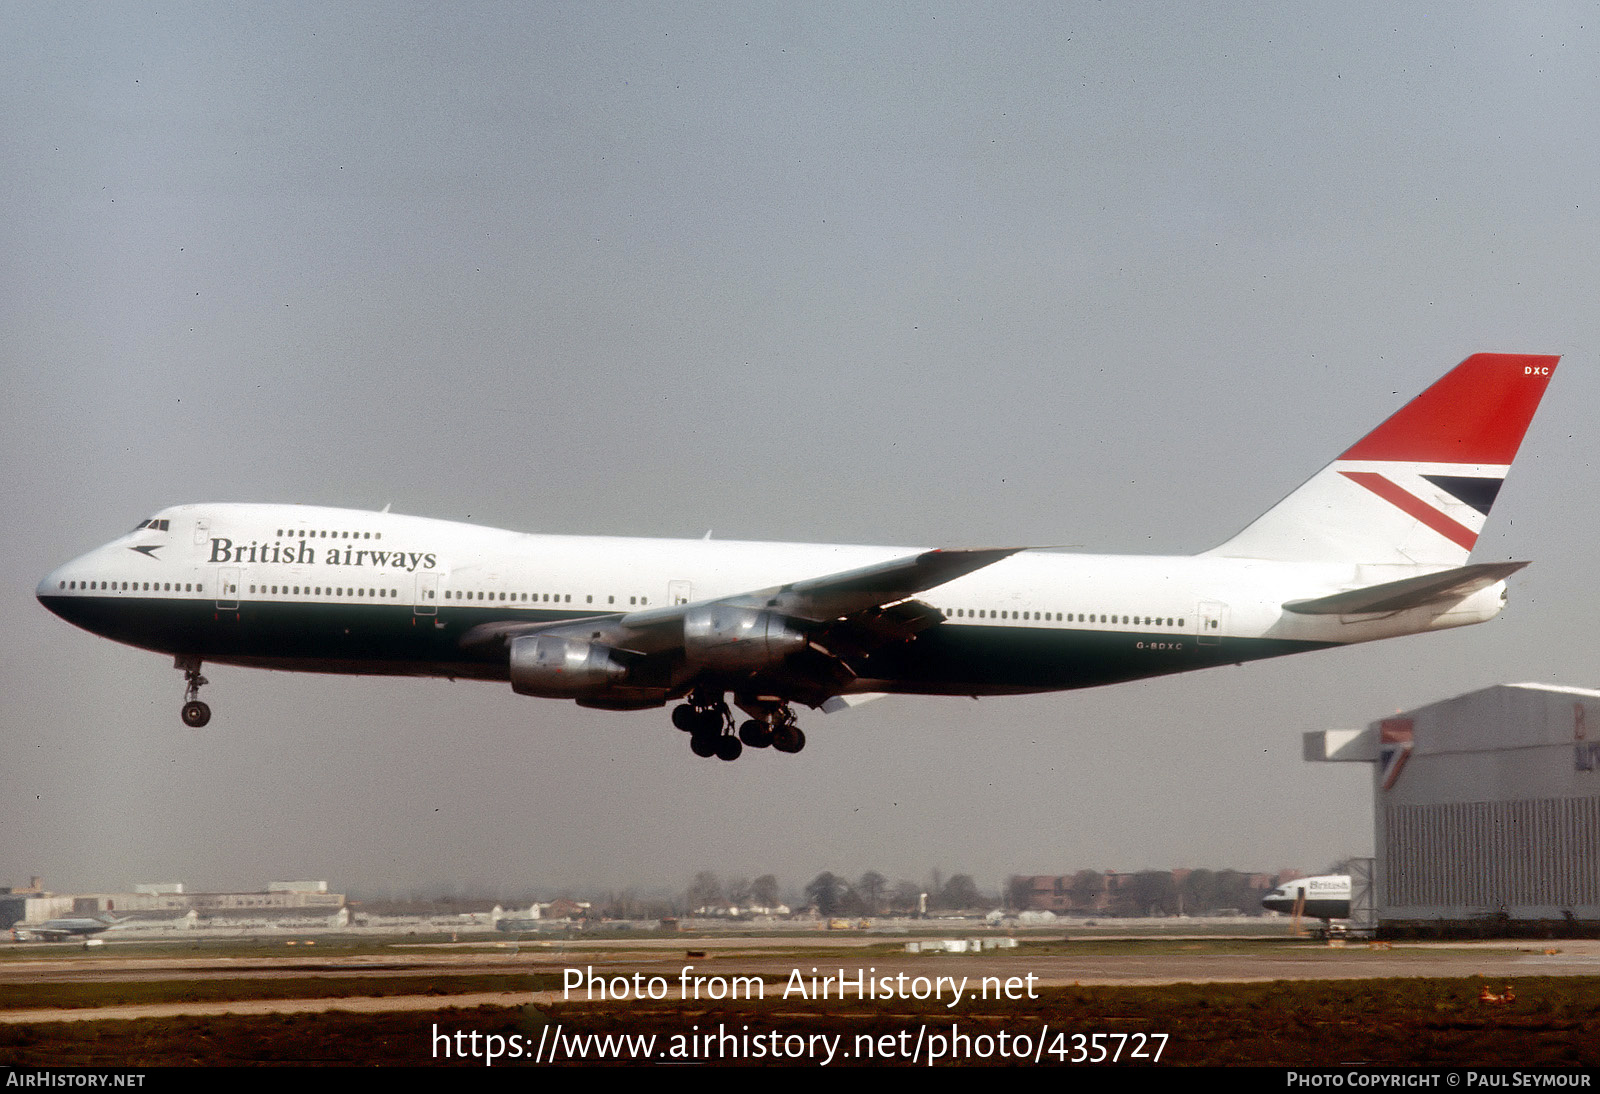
[{"left": 3, "top": 3, "right": 1596, "bottom": 899}]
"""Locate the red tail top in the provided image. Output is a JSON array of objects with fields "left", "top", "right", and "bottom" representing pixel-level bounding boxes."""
[{"left": 1340, "top": 353, "right": 1558, "bottom": 464}]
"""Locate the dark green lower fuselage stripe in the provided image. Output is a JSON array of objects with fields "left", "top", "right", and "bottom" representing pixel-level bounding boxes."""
[{"left": 39, "top": 596, "right": 1335, "bottom": 695}]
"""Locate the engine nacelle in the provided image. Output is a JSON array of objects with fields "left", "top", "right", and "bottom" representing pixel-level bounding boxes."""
[
  {"left": 509, "top": 633, "right": 627, "bottom": 698},
  {"left": 682, "top": 605, "right": 806, "bottom": 671}
]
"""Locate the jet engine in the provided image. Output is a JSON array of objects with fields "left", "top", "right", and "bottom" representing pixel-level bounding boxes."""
[
  {"left": 508, "top": 633, "right": 628, "bottom": 698},
  {"left": 682, "top": 605, "right": 807, "bottom": 671}
]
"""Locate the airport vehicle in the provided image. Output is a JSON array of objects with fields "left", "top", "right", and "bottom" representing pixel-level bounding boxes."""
[
  {"left": 1261, "top": 875, "right": 1353, "bottom": 923},
  {"left": 37, "top": 353, "right": 1557, "bottom": 760}
]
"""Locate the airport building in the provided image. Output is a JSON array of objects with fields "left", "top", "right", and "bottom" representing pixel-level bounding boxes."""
[
  {"left": 1, "top": 879, "right": 344, "bottom": 930},
  {"left": 1307, "top": 683, "right": 1600, "bottom": 936}
]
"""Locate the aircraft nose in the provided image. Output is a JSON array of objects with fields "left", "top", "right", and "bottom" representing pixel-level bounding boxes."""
[
  {"left": 37, "top": 548, "right": 102, "bottom": 622},
  {"left": 37, "top": 561, "right": 81, "bottom": 624}
]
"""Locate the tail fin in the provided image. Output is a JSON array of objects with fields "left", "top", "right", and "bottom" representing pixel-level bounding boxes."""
[{"left": 1206, "top": 353, "right": 1558, "bottom": 565}]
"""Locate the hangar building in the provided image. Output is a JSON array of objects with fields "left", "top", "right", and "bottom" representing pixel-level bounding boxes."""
[{"left": 1307, "top": 683, "right": 1600, "bottom": 936}]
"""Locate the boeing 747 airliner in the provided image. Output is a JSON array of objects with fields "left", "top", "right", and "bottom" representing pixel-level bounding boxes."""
[
  {"left": 1262, "top": 875, "right": 1353, "bottom": 924},
  {"left": 38, "top": 353, "right": 1557, "bottom": 760}
]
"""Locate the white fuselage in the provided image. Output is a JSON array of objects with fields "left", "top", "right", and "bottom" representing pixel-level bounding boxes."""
[
  {"left": 38, "top": 503, "right": 1505, "bottom": 700},
  {"left": 1262, "top": 875, "right": 1354, "bottom": 921}
]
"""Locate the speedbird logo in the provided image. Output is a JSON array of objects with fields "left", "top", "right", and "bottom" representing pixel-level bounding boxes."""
[{"left": 1379, "top": 718, "right": 1413, "bottom": 791}]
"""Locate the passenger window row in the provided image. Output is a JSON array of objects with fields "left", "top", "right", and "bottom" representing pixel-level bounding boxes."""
[
  {"left": 275, "top": 528, "right": 382, "bottom": 540},
  {"left": 442, "top": 591, "right": 650, "bottom": 607},
  {"left": 943, "top": 608, "right": 1186, "bottom": 627},
  {"left": 249, "top": 584, "right": 396, "bottom": 598},
  {"left": 58, "top": 576, "right": 1186, "bottom": 631},
  {"left": 59, "top": 580, "right": 202, "bottom": 593}
]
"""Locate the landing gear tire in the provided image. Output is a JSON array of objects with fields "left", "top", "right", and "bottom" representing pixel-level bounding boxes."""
[
  {"left": 681, "top": 689, "right": 738, "bottom": 757},
  {"left": 739, "top": 719, "right": 774, "bottom": 748},
  {"left": 772, "top": 724, "right": 806, "bottom": 754},
  {"left": 177, "top": 657, "right": 211, "bottom": 728}
]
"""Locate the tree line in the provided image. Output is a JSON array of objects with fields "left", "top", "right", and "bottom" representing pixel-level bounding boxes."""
[
  {"left": 1008, "top": 868, "right": 1287, "bottom": 917},
  {"left": 575, "top": 865, "right": 1315, "bottom": 921}
]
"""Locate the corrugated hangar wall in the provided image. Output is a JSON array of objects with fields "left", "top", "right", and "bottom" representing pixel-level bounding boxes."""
[{"left": 1384, "top": 799, "right": 1600, "bottom": 910}]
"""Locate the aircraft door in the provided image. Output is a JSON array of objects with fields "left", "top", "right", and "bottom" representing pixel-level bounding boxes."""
[
  {"left": 414, "top": 572, "right": 438, "bottom": 615},
  {"left": 216, "top": 567, "right": 240, "bottom": 610},
  {"left": 1196, "top": 600, "right": 1227, "bottom": 645},
  {"left": 669, "top": 579, "right": 693, "bottom": 606}
]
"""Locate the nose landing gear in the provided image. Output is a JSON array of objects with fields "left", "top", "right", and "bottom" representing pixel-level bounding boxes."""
[{"left": 177, "top": 656, "right": 211, "bottom": 728}]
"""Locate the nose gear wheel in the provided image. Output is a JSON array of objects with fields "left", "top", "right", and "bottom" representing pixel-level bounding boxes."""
[{"left": 176, "top": 657, "right": 211, "bottom": 728}]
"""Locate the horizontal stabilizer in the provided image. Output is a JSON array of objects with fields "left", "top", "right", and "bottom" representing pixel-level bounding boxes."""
[{"left": 1282, "top": 561, "right": 1529, "bottom": 616}]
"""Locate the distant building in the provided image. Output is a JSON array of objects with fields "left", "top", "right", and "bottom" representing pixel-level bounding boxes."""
[
  {"left": 1, "top": 879, "right": 344, "bottom": 930},
  {"left": 1015, "top": 874, "right": 1107, "bottom": 914},
  {"left": 542, "top": 899, "right": 588, "bottom": 920},
  {"left": 1307, "top": 683, "right": 1600, "bottom": 936}
]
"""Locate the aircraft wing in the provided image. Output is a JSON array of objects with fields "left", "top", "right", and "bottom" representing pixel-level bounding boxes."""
[
  {"left": 460, "top": 547, "right": 1026, "bottom": 701},
  {"left": 615, "top": 546, "right": 1026, "bottom": 649},
  {"left": 463, "top": 547, "right": 1024, "bottom": 652},
  {"left": 1282, "top": 561, "right": 1529, "bottom": 616}
]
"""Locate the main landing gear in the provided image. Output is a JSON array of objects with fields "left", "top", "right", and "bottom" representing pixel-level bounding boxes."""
[
  {"left": 177, "top": 656, "right": 211, "bottom": 728},
  {"left": 672, "top": 690, "right": 806, "bottom": 761}
]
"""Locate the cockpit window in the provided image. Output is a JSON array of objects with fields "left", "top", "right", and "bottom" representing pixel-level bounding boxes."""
[{"left": 131, "top": 518, "right": 170, "bottom": 532}]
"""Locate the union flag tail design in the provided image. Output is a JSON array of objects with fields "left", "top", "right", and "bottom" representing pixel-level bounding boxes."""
[{"left": 1206, "top": 353, "right": 1558, "bottom": 566}]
